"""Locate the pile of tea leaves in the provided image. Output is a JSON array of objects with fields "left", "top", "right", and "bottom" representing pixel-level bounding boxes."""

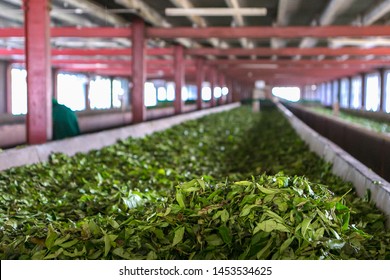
[{"left": 0, "top": 106, "right": 389, "bottom": 259}]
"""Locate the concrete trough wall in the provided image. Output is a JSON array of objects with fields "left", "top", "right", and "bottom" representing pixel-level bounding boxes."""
[
  {"left": 277, "top": 102, "right": 390, "bottom": 226},
  {"left": 0, "top": 106, "right": 200, "bottom": 148},
  {"left": 285, "top": 103, "right": 390, "bottom": 182},
  {"left": 0, "top": 103, "right": 240, "bottom": 171}
]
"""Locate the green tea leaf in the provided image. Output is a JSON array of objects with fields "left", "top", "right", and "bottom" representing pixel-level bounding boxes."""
[
  {"left": 44, "top": 248, "right": 64, "bottom": 260},
  {"left": 218, "top": 226, "right": 232, "bottom": 244},
  {"left": 280, "top": 237, "right": 294, "bottom": 253},
  {"left": 254, "top": 220, "right": 290, "bottom": 234},
  {"left": 176, "top": 191, "right": 186, "bottom": 208},
  {"left": 301, "top": 218, "right": 312, "bottom": 238},
  {"left": 220, "top": 209, "right": 229, "bottom": 223},
  {"left": 256, "top": 183, "right": 281, "bottom": 195},
  {"left": 205, "top": 234, "right": 224, "bottom": 246},
  {"left": 104, "top": 234, "right": 111, "bottom": 257},
  {"left": 45, "top": 226, "right": 58, "bottom": 250},
  {"left": 240, "top": 204, "right": 257, "bottom": 217},
  {"left": 325, "top": 239, "right": 345, "bottom": 250},
  {"left": 172, "top": 226, "right": 185, "bottom": 246},
  {"left": 59, "top": 239, "right": 79, "bottom": 249}
]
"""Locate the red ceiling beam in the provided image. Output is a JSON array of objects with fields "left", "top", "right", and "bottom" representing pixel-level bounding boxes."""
[
  {"left": 3, "top": 25, "right": 390, "bottom": 39},
  {"left": 0, "top": 28, "right": 24, "bottom": 37},
  {"left": 147, "top": 26, "right": 390, "bottom": 39},
  {"left": 2, "top": 46, "right": 390, "bottom": 58},
  {"left": 52, "top": 48, "right": 173, "bottom": 56},
  {"left": 12, "top": 59, "right": 181, "bottom": 67},
  {"left": 0, "top": 27, "right": 132, "bottom": 38},
  {"left": 224, "top": 69, "right": 377, "bottom": 78},
  {"left": 51, "top": 27, "right": 132, "bottom": 38},
  {"left": 210, "top": 59, "right": 390, "bottom": 66},
  {"left": 0, "top": 47, "right": 174, "bottom": 56}
]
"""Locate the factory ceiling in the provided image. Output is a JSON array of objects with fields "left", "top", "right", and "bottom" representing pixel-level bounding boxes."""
[{"left": 1, "top": 0, "right": 390, "bottom": 85}]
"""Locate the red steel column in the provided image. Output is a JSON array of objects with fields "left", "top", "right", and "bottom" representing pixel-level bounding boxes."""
[
  {"left": 132, "top": 17, "right": 146, "bottom": 123},
  {"left": 361, "top": 73, "right": 366, "bottom": 110},
  {"left": 210, "top": 67, "right": 217, "bottom": 107},
  {"left": 110, "top": 76, "right": 114, "bottom": 108},
  {"left": 84, "top": 75, "right": 91, "bottom": 110},
  {"left": 52, "top": 68, "right": 58, "bottom": 99},
  {"left": 218, "top": 72, "right": 226, "bottom": 105},
  {"left": 196, "top": 58, "right": 204, "bottom": 110},
  {"left": 336, "top": 79, "right": 341, "bottom": 104},
  {"left": 24, "top": 0, "right": 52, "bottom": 143},
  {"left": 227, "top": 78, "right": 233, "bottom": 103},
  {"left": 348, "top": 77, "right": 353, "bottom": 108},
  {"left": 379, "top": 68, "right": 386, "bottom": 112},
  {"left": 6, "top": 63, "right": 12, "bottom": 113},
  {"left": 174, "top": 45, "right": 184, "bottom": 114},
  {"left": 300, "top": 86, "right": 305, "bottom": 100},
  {"left": 232, "top": 80, "right": 240, "bottom": 102}
]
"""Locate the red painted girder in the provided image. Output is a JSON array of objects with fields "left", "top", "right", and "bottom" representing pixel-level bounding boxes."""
[
  {"left": 56, "top": 65, "right": 196, "bottom": 74},
  {"left": 57, "top": 67, "right": 166, "bottom": 77},
  {"left": 147, "top": 26, "right": 390, "bottom": 39},
  {"left": 210, "top": 59, "right": 390, "bottom": 66},
  {"left": 0, "top": 25, "right": 390, "bottom": 39},
  {"left": 51, "top": 27, "right": 132, "bottom": 38},
  {"left": 225, "top": 68, "right": 375, "bottom": 82},
  {"left": 53, "top": 48, "right": 173, "bottom": 56},
  {"left": 0, "top": 27, "right": 132, "bottom": 38},
  {"left": 225, "top": 72, "right": 371, "bottom": 80},
  {"left": 185, "top": 47, "right": 390, "bottom": 57},
  {"left": 174, "top": 45, "right": 184, "bottom": 114},
  {"left": 4, "top": 46, "right": 390, "bottom": 59},
  {"left": 0, "top": 47, "right": 174, "bottom": 56},
  {"left": 196, "top": 58, "right": 205, "bottom": 110},
  {"left": 225, "top": 65, "right": 375, "bottom": 73},
  {"left": 13, "top": 58, "right": 187, "bottom": 67},
  {"left": 210, "top": 67, "right": 217, "bottom": 107},
  {"left": 0, "top": 28, "right": 24, "bottom": 37}
]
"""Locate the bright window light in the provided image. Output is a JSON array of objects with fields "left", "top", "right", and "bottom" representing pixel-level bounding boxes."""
[
  {"left": 385, "top": 72, "right": 390, "bottom": 113},
  {"left": 319, "top": 84, "right": 326, "bottom": 104},
  {"left": 332, "top": 81, "right": 339, "bottom": 104},
  {"left": 186, "top": 85, "right": 197, "bottom": 100},
  {"left": 340, "top": 78, "right": 350, "bottom": 108},
  {"left": 222, "top": 87, "right": 229, "bottom": 96},
  {"left": 182, "top": 86, "right": 189, "bottom": 101},
  {"left": 166, "top": 82, "right": 175, "bottom": 101},
  {"left": 11, "top": 68, "right": 27, "bottom": 115},
  {"left": 89, "top": 77, "right": 111, "bottom": 109},
  {"left": 202, "top": 87, "right": 211, "bottom": 101},
  {"left": 112, "top": 79, "right": 125, "bottom": 109},
  {"left": 365, "top": 73, "right": 380, "bottom": 111},
  {"left": 351, "top": 77, "right": 362, "bottom": 109},
  {"left": 157, "top": 87, "right": 167, "bottom": 101},
  {"left": 57, "top": 73, "right": 87, "bottom": 111},
  {"left": 144, "top": 82, "right": 157, "bottom": 107},
  {"left": 214, "top": 87, "right": 222, "bottom": 98},
  {"left": 272, "top": 87, "right": 300, "bottom": 102},
  {"left": 326, "top": 83, "right": 332, "bottom": 105}
]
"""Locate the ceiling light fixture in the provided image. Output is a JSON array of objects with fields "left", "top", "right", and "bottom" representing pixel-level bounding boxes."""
[
  {"left": 165, "top": 8, "right": 267, "bottom": 17},
  {"left": 238, "top": 64, "right": 278, "bottom": 69}
]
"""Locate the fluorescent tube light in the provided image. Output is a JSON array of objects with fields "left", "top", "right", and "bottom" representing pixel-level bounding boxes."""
[{"left": 165, "top": 8, "right": 267, "bottom": 17}]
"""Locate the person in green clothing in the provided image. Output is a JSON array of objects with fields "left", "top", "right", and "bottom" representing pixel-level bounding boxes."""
[{"left": 52, "top": 98, "right": 80, "bottom": 140}]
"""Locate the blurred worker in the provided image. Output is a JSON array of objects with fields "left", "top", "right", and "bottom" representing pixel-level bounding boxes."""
[{"left": 52, "top": 98, "right": 80, "bottom": 140}]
